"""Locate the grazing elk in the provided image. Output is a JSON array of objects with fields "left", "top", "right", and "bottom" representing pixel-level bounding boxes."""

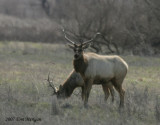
[
  {"left": 63, "top": 29, "right": 128, "bottom": 108},
  {"left": 47, "top": 70, "right": 115, "bottom": 102}
]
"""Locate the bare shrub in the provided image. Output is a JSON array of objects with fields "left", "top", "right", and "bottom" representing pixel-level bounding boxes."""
[{"left": 51, "top": 96, "right": 60, "bottom": 115}]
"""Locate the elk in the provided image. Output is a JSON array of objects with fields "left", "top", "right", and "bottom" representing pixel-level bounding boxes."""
[
  {"left": 47, "top": 70, "right": 115, "bottom": 102},
  {"left": 63, "top": 29, "right": 128, "bottom": 108}
]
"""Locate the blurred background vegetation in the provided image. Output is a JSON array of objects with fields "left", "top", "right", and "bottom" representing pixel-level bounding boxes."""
[{"left": 0, "top": 0, "right": 160, "bottom": 56}]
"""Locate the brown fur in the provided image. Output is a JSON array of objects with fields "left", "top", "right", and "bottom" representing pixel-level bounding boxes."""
[
  {"left": 56, "top": 70, "right": 115, "bottom": 102},
  {"left": 63, "top": 31, "right": 127, "bottom": 107},
  {"left": 73, "top": 54, "right": 88, "bottom": 77},
  {"left": 72, "top": 52, "right": 128, "bottom": 108}
]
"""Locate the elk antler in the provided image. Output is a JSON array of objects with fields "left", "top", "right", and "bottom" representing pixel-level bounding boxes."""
[
  {"left": 46, "top": 72, "right": 57, "bottom": 94},
  {"left": 82, "top": 32, "right": 101, "bottom": 45},
  {"left": 62, "top": 28, "right": 75, "bottom": 45}
]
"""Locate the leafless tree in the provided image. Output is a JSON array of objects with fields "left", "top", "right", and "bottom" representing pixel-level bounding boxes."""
[
  {"left": 0, "top": 0, "right": 159, "bottom": 55},
  {"left": 41, "top": 0, "right": 50, "bottom": 15},
  {"left": 47, "top": 0, "right": 160, "bottom": 55}
]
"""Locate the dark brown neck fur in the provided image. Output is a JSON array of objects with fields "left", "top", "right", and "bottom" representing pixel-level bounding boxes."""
[
  {"left": 73, "top": 54, "right": 88, "bottom": 77},
  {"left": 60, "top": 73, "right": 80, "bottom": 98}
]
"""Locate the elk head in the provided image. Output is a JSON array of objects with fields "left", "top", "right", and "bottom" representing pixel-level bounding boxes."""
[
  {"left": 46, "top": 73, "right": 67, "bottom": 98},
  {"left": 62, "top": 29, "right": 100, "bottom": 60}
]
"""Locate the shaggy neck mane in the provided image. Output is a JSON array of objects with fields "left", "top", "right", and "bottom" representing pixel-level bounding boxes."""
[{"left": 73, "top": 54, "right": 88, "bottom": 77}]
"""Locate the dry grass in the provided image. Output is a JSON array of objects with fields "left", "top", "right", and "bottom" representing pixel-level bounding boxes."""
[
  {"left": 0, "top": 41, "right": 160, "bottom": 125},
  {"left": 0, "top": 14, "right": 60, "bottom": 42}
]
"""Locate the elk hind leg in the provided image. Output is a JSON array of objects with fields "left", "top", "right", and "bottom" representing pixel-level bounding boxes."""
[
  {"left": 112, "top": 78, "right": 125, "bottom": 108},
  {"left": 108, "top": 82, "right": 115, "bottom": 102},
  {"left": 102, "top": 82, "right": 115, "bottom": 102},
  {"left": 102, "top": 84, "right": 110, "bottom": 101}
]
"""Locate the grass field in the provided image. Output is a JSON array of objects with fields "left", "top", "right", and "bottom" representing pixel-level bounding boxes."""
[{"left": 0, "top": 41, "right": 160, "bottom": 125}]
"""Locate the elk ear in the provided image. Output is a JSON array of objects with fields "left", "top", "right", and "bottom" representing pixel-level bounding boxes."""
[
  {"left": 82, "top": 44, "right": 90, "bottom": 50},
  {"left": 68, "top": 44, "right": 75, "bottom": 49}
]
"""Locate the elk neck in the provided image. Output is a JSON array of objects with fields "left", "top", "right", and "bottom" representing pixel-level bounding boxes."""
[
  {"left": 61, "top": 75, "right": 79, "bottom": 98},
  {"left": 73, "top": 54, "right": 88, "bottom": 77}
]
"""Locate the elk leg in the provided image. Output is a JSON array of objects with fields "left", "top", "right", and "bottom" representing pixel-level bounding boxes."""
[
  {"left": 108, "top": 82, "right": 115, "bottom": 102},
  {"left": 102, "top": 84, "right": 110, "bottom": 101},
  {"left": 81, "top": 86, "right": 85, "bottom": 101},
  {"left": 116, "top": 86, "right": 125, "bottom": 108},
  {"left": 84, "top": 79, "right": 93, "bottom": 106},
  {"left": 112, "top": 78, "right": 125, "bottom": 108},
  {"left": 102, "top": 82, "right": 115, "bottom": 102},
  {"left": 120, "top": 87, "right": 125, "bottom": 108}
]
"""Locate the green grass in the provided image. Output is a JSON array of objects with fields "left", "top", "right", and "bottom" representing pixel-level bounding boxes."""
[{"left": 0, "top": 41, "right": 160, "bottom": 125}]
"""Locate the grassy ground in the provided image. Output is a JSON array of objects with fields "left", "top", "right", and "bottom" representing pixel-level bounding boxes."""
[{"left": 0, "top": 41, "right": 160, "bottom": 125}]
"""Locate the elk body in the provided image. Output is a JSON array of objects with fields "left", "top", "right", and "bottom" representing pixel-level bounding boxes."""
[
  {"left": 48, "top": 70, "right": 115, "bottom": 102},
  {"left": 63, "top": 30, "right": 128, "bottom": 108}
]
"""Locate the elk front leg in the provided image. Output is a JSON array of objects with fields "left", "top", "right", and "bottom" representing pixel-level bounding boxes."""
[{"left": 84, "top": 79, "right": 93, "bottom": 107}]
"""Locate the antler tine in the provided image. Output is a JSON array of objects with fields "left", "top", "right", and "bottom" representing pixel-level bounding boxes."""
[
  {"left": 83, "top": 32, "right": 101, "bottom": 45},
  {"left": 47, "top": 72, "right": 50, "bottom": 82},
  {"left": 47, "top": 72, "right": 56, "bottom": 92},
  {"left": 62, "top": 28, "right": 75, "bottom": 45}
]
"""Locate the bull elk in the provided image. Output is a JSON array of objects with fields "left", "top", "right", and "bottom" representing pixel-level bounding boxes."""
[
  {"left": 63, "top": 29, "right": 128, "bottom": 108},
  {"left": 47, "top": 70, "right": 115, "bottom": 102}
]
